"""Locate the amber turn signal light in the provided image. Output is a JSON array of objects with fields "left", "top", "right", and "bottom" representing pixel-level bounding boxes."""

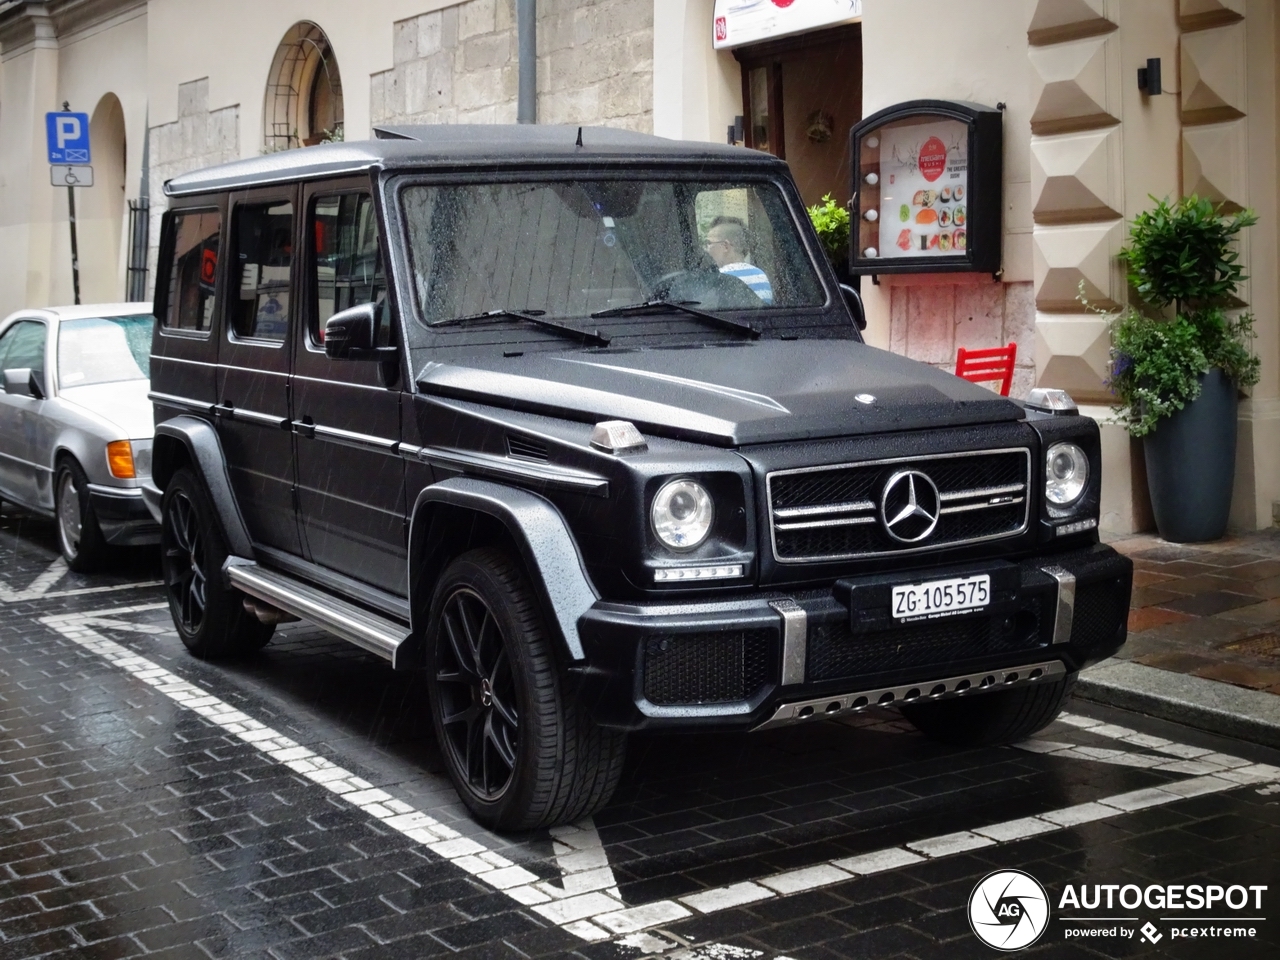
[{"left": 106, "top": 440, "right": 136, "bottom": 479}]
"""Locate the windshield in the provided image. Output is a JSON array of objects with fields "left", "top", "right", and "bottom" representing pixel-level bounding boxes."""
[
  {"left": 57, "top": 315, "right": 152, "bottom": 388},
  {"left": 401, "top": 178, "right": 824, "bottom": 326}
]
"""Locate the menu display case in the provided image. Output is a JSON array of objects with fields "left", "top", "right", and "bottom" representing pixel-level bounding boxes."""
[{"left": 848, "top": 100, "right": 1003, "bottom": 277}]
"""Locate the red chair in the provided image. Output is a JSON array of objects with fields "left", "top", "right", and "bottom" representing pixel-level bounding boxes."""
[{"left": 955, "top": 343, "right": 1017, "bottom": 396}]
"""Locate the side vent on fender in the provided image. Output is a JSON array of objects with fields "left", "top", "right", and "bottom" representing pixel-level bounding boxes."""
[{"left": 506, "top": 434, "right": 550, "bottom": 463}]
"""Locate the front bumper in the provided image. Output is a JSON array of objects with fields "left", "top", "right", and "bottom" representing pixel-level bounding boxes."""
[
  {"left": 577, "top": 544, "right": 1131, "bottom": 732},
  {"left": 87, "top": 483, "right": 160, "bottom": 546}
]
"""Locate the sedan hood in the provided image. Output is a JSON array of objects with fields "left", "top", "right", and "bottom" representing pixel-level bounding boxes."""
[
  {"left": 418, "top": 340, "right": 1022, "bottom": 446},
  {"left": 59, "top": 379, "right": 155, "bottom": 439}
]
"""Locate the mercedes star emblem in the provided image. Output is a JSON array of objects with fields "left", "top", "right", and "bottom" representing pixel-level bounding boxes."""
[{"left": 880, "top": 469, "right": 941, "bottom": 543}]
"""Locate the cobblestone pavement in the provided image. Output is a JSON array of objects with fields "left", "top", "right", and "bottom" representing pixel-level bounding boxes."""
[
  {"left": 2, "top": 508, "right": 1279, "bottom": 960},
  {"left": 1107, "top": 530, "right": 1280, "bottom": 695}
]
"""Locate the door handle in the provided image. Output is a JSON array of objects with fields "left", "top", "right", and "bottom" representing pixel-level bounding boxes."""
[
  {"left": 212, "top": 402, "right": 234, "bottom": 418},
  {"left": 294, "top": 416, "right": 316, "bottom": 440}
]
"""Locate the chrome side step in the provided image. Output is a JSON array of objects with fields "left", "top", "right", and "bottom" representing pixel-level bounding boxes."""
[
  {"left": 224, "top": 559, "right": 411, "bottom": 668},
  {"left": 752, "top": 659, "right": 1067, "bottom": 731}
]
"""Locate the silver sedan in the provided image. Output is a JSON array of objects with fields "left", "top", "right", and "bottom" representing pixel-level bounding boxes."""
[{"left": 0, "top": 303, "right": 158, "bottom": 570}]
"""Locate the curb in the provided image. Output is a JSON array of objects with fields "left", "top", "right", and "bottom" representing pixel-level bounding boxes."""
[{"left": 1075, "top": 659, "right": 1280, "bottom": 750}]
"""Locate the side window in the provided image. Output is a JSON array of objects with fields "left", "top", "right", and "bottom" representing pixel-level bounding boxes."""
[
  {"left": 312, "top": 193, "right": 388, "bottom": 346},
  {"left": 231, "top": 201, "right": 294, "bottom": 342},
  {"left": 0, "top": 322, "right": 47, "bottom": 375},
  {"left": 163, "top": 210, "right": 221, "bottom": 332}
]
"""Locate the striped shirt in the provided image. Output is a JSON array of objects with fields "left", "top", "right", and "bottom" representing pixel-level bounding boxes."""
[{"left": 719, "top": 262, "right": 774, "bottom": 304}]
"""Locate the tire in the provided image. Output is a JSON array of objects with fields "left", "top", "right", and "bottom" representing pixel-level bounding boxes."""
[
  {"left": 426, "top": 547, "right": 626, "bottom": 832},
  {"left": 900, "top": 674, "right": 1077, "bottom": 747},
  {"left": 161, "top": 467, "right": 273, "bottom": 658},
  {"left": 55, "top": 458, "right": 111, "bottom": 572}
]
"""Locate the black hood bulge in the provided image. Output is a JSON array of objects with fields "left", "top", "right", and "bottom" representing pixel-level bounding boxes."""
[{"left": 417, "top": 340, "right": 1022, "bottom": 446}]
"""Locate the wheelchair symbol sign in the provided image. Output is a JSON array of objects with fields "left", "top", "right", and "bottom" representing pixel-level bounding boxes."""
[
  {"left": 46, "top": 112, "right": 92, "bottom": 164},
  {"left": 50, "top": 165, "right": 94, "bottom": 188}
]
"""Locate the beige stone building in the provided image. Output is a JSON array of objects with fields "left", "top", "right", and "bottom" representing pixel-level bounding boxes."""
[{"left": 0, "top": 0, "right": 1276, "bottom": 534}]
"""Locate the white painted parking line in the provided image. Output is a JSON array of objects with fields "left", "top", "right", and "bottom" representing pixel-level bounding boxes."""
[
  {"left": 41, "top": 604, "right": 1280, "bottom": 953},
  {"left": 0, "top": 556, "right": 161, "bottom": 602}
]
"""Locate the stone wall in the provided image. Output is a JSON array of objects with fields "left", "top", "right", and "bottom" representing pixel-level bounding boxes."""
[
  {"left": 146, "top": 77, "right": 239, "bottom": 295},
  {"left": 372, "top": 0, "right": 653, "bottom": 130},
  {"left": 888, "top": 280, "right": 1037, "bottom": 399}
]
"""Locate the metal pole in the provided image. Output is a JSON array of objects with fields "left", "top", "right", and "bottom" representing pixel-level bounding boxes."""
[
  {"left": 62, "top": 101, "right": 81, "bottom": 305},
  {"left": 68, "top": 186, "right": 81, "bottom": 306},
  {"left": 517, "top": 0, "right": 536, "bottom": 123}
]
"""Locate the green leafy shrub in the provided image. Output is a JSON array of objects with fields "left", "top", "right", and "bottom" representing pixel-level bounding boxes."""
[
  {"left": 807, "top": 194, "right": 850, "bottom": 268},
  {"left": 1105, "top": 196, "right": 1260, "bottom": 436}
]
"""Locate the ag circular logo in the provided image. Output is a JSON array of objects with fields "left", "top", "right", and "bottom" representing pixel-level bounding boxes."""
[{"left": 968, "top": 870, "right": 1050, "bottom": 951}]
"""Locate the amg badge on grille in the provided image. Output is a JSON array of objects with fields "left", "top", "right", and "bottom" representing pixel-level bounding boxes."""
[{"left": 880, "top": 470, "right": 941, "bottom": 543}]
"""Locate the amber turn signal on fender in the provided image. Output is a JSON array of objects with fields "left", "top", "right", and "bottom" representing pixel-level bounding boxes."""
[{"left": 106, "top": 440, "right": 136, "bottom": 479}]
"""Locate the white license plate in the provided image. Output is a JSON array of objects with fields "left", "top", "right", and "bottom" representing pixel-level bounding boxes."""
[{"left": 891, "top": 574, "right": 990, "bottom": 621}]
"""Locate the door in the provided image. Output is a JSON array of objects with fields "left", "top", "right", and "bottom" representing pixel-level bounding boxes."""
[
  {"left": 292, "top": 183, "right": 406, "bottom": 593},
  {"left": 215, "top": 190, "right": 303, "bottom": 556},
  {"left": 0, "top": 319, "right": 51, "bottom": 507}
]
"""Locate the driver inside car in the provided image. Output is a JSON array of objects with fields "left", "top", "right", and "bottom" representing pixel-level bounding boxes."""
[{"left": 703, "top": 216, "right": 774, "bottom": 304}]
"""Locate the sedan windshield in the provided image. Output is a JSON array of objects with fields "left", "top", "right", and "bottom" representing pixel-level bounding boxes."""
[
  {"left": 401, "top": 179, "right": 824, "bottom": 327},
  {"left": 58, "top": 315, "right": 153, "bottom": 388}
]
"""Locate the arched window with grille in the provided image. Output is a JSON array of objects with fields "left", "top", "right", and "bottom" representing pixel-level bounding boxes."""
[{"left": 263, "top": 22, "right": 344, "bottom": 152}]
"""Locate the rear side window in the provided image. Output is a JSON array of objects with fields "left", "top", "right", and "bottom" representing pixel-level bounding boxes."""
[
  {"left": 231, "top": 201, "right": 294, "bottom": 342},
  {"left": 312, "top": 193, "right": 387, "bottom": 344},
  {"left": 163, "top": 210, "right": 220, "bottom": 332}
]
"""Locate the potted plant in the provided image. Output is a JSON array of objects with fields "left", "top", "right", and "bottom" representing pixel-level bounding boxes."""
[
  {"left": 1106, "top": 196, "right": 1260, "bottom": 542},
  {"left": 808, "top": 193, "right": 851, "bottom": 284}
]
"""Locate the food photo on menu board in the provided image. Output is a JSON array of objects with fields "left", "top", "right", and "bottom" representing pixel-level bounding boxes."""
[{"left": 876, "top": 118, "right": 969, "bottom": 259}]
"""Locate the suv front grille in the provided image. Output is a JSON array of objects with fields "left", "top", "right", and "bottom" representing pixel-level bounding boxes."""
[
  {"left": 643, "top": 630, "right": 773, "bottom": 705},
  {"left": 767, "top": 448, "right": 1031, "bottom": 562}
]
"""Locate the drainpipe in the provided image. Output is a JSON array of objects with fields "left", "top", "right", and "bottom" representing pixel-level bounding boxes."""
[{"left": 517, "top": 0, "right": 536, "bottom": 123}]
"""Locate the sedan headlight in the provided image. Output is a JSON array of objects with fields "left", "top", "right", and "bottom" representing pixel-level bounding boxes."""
[
  {"left": 651, "top": 479, "right": 714, "bottom": 550},
  {"left": 1046, "top": 442, "right": 1088, "bottom": 506}
]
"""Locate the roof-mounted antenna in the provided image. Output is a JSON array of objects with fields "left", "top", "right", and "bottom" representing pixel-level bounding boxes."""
[{"left": 575, "top": 126, "right": 583, "bottom": 148}]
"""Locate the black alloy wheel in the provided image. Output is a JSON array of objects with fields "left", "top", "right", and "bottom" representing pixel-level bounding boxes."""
[
  {"left": 434, "top": 586, "right": 520, "bottom": 801},
  {"left": 425, "top": 548, "right": 626, "bottom": 831},
  {"left": 163, "top": 486, "right": 206, "bottom": 634},
  {"left": 160, "top": 467, "right": 272, "bottom": 658}
]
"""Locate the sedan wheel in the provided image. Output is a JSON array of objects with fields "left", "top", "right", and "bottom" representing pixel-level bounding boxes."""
[{"left": 54, "top": 459, "right": 109, "bottom": 572}]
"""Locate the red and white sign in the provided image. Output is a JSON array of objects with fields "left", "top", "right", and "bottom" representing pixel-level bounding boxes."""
[
  {"left": 918, "top": 136, "right": 947, "bottom": 182},
  {"left": 712, "top": 0, "right": 862, "bottom": 50}
]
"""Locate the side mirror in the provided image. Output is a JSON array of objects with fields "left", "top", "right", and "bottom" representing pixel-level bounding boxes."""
[
  {"left": 2, "top": 368, "right": 44, "bottom": 400},
  {"left": 839, "top": 283, "right": 867, "bottom": 331},
  {"left": 323, "top": 303, "right": 395, "bottom": 361}
]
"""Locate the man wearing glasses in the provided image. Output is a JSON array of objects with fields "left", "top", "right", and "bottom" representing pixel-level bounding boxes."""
[{"left": 703, "top": 216, "right": 774, "bottom": 305}]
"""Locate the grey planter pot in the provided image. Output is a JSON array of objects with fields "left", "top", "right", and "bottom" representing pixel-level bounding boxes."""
[{"left": 1142, "top": 368, "right": 1237, "bottom": 543}]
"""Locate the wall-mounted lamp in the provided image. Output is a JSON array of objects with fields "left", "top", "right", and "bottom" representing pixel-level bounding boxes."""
[
  {"left": 727, "top": 115, "right": 745, "bottom": 146},
  {"left": 1138, "top": 58, "right": 1162, "bottom": 95}
]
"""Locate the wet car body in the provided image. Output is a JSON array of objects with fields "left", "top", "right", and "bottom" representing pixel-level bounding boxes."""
[
  {"left": 0, "top": 304, "right": 158, "bottom": 565},
  {"left": 145, "top": 126, "right": 1132, "bottom": 829}
]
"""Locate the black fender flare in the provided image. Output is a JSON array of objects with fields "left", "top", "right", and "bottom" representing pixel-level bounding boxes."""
[
  {"left": 407, "top": 477, "right": 598, "bottom": 662},
  {"left": 151, "top": 416, "right": 255, "bottom": 561}
]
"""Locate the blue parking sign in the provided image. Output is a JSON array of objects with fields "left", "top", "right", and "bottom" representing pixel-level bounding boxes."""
[{"left": 46, "top": 112, "right": 91, "bottom": 165}]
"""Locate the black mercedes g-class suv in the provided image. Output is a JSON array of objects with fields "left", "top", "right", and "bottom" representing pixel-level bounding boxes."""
[{"left": 145, "top": 125, "right": 1131, "bottom": 831}]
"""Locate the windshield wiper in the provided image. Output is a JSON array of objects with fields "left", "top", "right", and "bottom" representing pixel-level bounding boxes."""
[
  {"left": 590, "top": 299, "right": 760, "bottom": 339},
  {"left": 431, "top": 308, "right": 610, "bottom": 347}
]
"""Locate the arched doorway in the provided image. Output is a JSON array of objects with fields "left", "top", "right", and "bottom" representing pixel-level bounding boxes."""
[
  {"left": 82, "top": 93, "right": 127, "bottom": 301},
  {"left": 263, "top": 22, "right": 344, "bottom": 152}
]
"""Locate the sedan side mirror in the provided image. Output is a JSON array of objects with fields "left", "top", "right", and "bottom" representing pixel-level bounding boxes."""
[
  {"left": 2, "top": 368, "right": 44, "bottom": 400},
  {"left": 323, "top": 303, "right": 396, "bottom": 361},
  {"left": 839, "top": 283, "right": 867, "bottom": 332}
]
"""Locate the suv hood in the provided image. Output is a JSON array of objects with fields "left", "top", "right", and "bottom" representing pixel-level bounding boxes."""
[{"left": 418, "top": 340, "right": 1022, "bottom": 446}]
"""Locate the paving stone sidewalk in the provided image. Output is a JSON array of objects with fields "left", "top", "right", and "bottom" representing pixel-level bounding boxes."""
[{"left": 1103, "top": 527, "right": 1280, "bottom": 695}]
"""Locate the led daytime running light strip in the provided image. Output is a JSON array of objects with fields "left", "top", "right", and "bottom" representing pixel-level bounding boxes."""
[{"left": 654, "top": 564, "right": 744, "bottom": 582}]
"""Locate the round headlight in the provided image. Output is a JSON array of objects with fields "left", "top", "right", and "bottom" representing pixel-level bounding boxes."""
[
  {"left": 650, "top": 479, "right": 714, "bottom": 551},
  {"left": 1046, "top": 442, "right": 1088, "bottom": 505}
]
